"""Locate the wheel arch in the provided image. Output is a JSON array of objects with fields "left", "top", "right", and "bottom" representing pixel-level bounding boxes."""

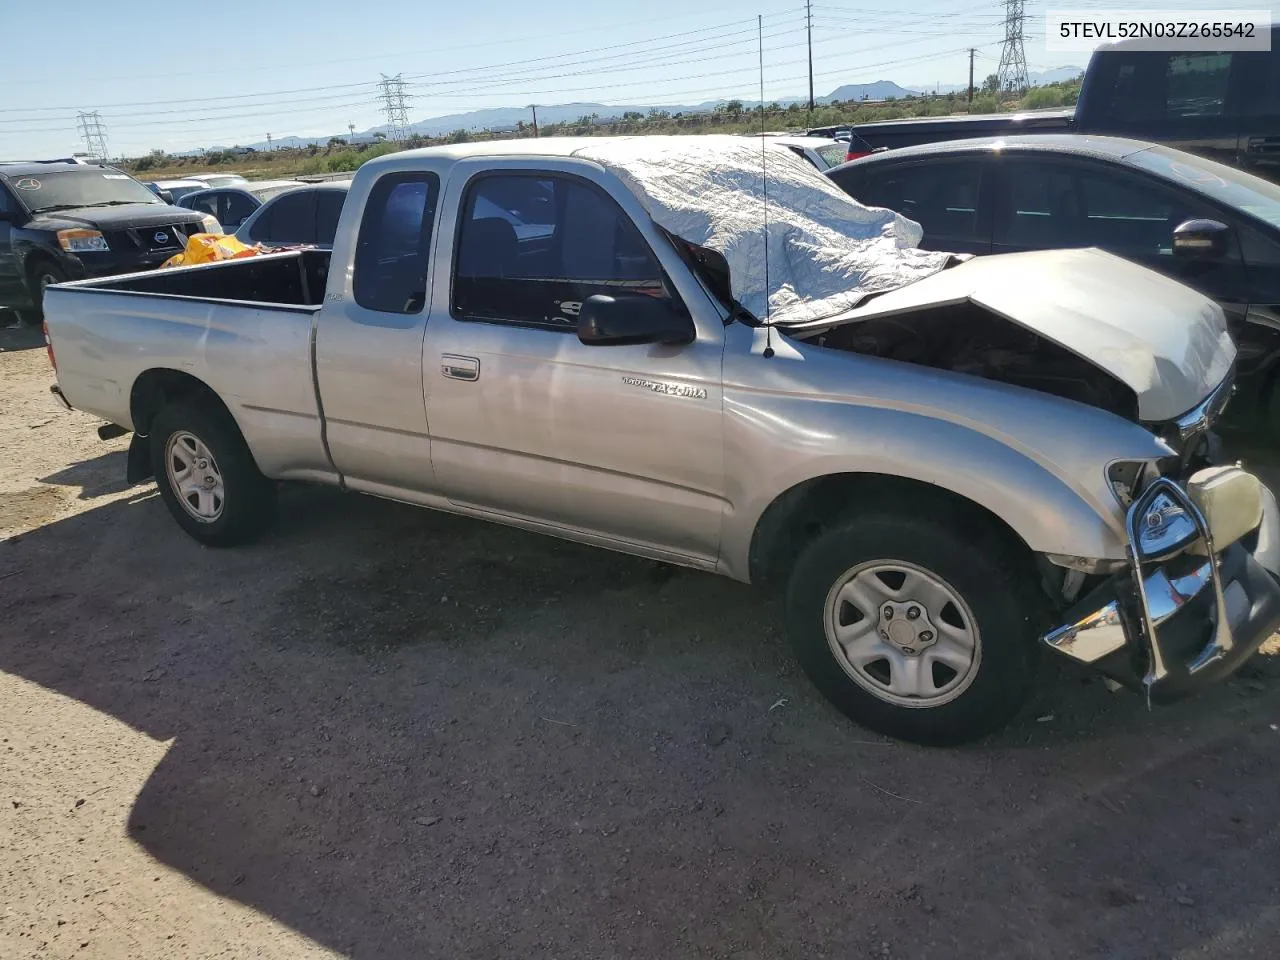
[
  {"left": 128, "top": 368, "right": 250, "bottom": 483},
  {"left": 747, "top": 472, "right": 1041, "bottom": 586}
]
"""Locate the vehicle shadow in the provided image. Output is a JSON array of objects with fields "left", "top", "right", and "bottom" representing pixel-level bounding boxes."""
[
  {"left": 39, "top": 450, "right": 131, "bottom": 500},
  {"left": 1, "top": 486, "right": 1278, "bottom": 958},
  {"left": 0, "top": 321, "right": 44, "bottom": 353}
]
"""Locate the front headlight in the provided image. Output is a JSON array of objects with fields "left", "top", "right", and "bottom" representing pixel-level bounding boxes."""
[
  {"left": 1108, "top": 459, "right": 1198, "bottom": 559},
  {"left": 1134, "top": 490, "right": 1199, "bottom": 559},
  {"left": 199, "top": 214, "right": 223, "bottom": 235},
  {"left": 57, "top": 228, "right": 109, "bottom": 253}
]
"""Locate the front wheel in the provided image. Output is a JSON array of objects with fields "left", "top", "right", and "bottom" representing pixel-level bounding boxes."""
[
  {"left": 150, "top": 400, "right": 277, "bottom": 547},
  {"left": 23, "top": 260, "right": 68, "bottom": 323},
  {"left": 785, "top": 511, "right": 1046, "bottom": 746}
]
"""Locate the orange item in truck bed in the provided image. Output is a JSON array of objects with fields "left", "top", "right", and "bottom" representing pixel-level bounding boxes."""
[{"left": 161, "top": 233, "right": 262, "bottom": 268}]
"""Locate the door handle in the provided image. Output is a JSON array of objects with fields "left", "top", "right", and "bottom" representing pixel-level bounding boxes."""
[{"left": 441, "top": 354, "right": 480, "bottom": 381}]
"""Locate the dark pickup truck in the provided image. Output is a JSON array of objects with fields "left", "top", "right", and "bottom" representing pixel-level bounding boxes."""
[
  {"left": 825, "top": 109, "right": 1074, "bottom": 153},
  {"left": 1072, "top": 27, "right": 1280, "bottom": 181},
  {"left": 0, "top": 161, "right": 217, "bottom": 322}
]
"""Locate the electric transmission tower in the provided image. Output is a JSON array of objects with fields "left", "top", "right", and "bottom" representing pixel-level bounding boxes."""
[
  {"left": 76, "top": 111, "right": 110, "bottom": 161},
  {"left": 995, "top": 0, "right": 1029, "bottom": 96},
  {"left": 376, "top": 74, "right": 413, "bottom": 142}
]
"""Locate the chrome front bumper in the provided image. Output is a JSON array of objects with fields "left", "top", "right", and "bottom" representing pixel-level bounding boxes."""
[{"left": 1043, "top": 479, "right": 1280, "bottom": 702}]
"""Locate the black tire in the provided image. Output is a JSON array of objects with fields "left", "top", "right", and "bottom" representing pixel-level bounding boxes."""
[
  {"left": 784, "top": 509, "right": 1047, "bottom": 746},
  {"left": 24, "top": 259, "right": 68, "bottom": 322},
  {"left": 150, "top": 399, "right": 277, "bottom": 547}
]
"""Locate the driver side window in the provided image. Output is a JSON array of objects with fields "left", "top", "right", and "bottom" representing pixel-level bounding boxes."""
[{"left": 451, "top": 173, "right": 671, "bottom": 329}]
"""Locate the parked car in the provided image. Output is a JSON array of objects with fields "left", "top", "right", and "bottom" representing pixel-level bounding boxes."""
[
  {"left": 234, "top": 181, "right": 350, "bottom": 249},
  {"left": 756, "top": 134, "right": 856, "bottom": 171},
  {"left": 43, "top": 136, "right": 1280, "bottom": 745},
  {"left": 177, "top": 180, "right": 301, "bottom": 232},
  {"left": 1073, "top": 26, "right": 1279, "bottom": 180},
  {"left": 143, "top": 179, "right": 211, "bottom": 204},
  {"left": 827, "top": 133, "right": 1280, "bottom": 432},
  {"left": 0, "top": 161, "right": 218, "bottom": 320},
  {"left": 820, "top": 108, "right": 1074, "bottom": 153},
  {"left": 186, "top": 173, "right": 250, "bottom": 189}
]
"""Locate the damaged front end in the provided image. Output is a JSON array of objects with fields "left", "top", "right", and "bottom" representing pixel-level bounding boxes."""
[{"left": 1043, "top": 380, "right": 1280, "bottom": 701}]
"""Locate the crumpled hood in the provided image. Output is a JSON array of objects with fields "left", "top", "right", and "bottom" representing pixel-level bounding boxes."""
[
  {"left": 814, "top": 247, "right": 1236, "bottom": 422},
  {"left": 574, "top": 136, "right": 954, "bottom": 324}
]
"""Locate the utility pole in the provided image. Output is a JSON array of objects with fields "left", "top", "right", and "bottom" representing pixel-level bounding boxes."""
[
  {"left": 996, "top": 0, "right": 1029, "bottom": 96},
  {"left": 376, "top": 74, "right": 413, "bottom": 141},
  {"left": 806, "top": 0, "right": 815, "bottom": 115},
  {"left": 529, "top": 104, "right": 539, "bottom": 137},
  {"left": 968, "top": 48, "right": 975, "bottom": 104},
  {"left": 76, "top": 111, "right": 109, "bottom": 161}
]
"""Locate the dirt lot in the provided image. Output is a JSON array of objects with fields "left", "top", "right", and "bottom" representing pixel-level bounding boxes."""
[{"left": 3, "top": 325, "right": 1280, "bottom": 959}]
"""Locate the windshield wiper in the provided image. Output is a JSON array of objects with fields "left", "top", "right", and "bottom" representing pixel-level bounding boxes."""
[{"left": 32, "top": 200, "right": 154, "bottom": 213}]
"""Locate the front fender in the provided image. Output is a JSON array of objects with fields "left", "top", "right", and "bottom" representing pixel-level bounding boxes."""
[{"left": 719, "top": 325, "right": 1172, "bottom": 581}]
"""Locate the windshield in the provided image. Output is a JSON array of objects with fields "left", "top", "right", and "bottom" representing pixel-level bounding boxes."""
[
  {"left": 7, "top": 169, "right": 161, "bottom": 213},
  {"left": 1127, "top": 145, "right": 1280, "bottom": 230}
]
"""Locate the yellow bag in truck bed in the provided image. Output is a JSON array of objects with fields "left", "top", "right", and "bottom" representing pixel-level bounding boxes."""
[{"left": 161, "top": 233, "right": 261, "bottom": 268}]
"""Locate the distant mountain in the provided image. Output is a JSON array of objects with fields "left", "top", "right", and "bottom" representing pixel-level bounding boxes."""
[
  {"left": 820, "top": 81, "right": 918, "bottom": 103},
  {"left": 210, "top": 69, "right": 1084, "bottom": 154},
  {"left": 1029, "top": 65, "right": 1085, "bottom": 85}
]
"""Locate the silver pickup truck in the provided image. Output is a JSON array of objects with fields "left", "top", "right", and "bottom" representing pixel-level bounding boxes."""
[{"left": 43, "top": 136, "right": 1280, "bottom": 745}]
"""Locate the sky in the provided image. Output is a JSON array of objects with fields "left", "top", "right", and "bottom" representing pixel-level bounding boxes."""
[{"left": 0, "top": 0, "right": 1212, "bottom": 160}]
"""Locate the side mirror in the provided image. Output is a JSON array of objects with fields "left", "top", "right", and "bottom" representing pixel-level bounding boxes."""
[
  {"left": 577, "top": 293, "right": 694, "bottom": 347},
  {"left": 1173, "top": 218, "right": 1231, "bottom": 260},
  {"left": 159, "top": 190, "right": 175, "bottom": 204}
]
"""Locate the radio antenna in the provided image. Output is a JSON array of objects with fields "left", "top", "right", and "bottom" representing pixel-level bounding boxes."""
[{"left": 758, "top": 13, "right": 775, "bottom": 359}]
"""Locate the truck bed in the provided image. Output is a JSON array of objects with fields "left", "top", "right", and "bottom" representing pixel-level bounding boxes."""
[
  {"left": 44, "top": 248, "right": 333, "bottom": 482},
  {"left": 74, "top": 248, "right": 332, "bottom": 309}
]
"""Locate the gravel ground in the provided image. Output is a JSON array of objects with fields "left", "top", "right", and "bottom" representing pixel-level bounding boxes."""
[{"left": 3, "top": 323, "right": 1280, "bottom": 959}]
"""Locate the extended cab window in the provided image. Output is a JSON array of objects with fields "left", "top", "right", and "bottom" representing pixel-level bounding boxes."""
[
  {"left": 352, "top": 172, "right": 439, "bottom": 314},
  {"left": 451, "top": 173, "right": 669, "bottom": 329}
]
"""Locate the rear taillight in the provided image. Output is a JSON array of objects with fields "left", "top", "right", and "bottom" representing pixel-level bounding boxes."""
[
  {"left": 845, "top": 150, "right": 870, "bottom": 162},
  {"left": 43, "top": 321, "right": 56, "bottom": 373}
]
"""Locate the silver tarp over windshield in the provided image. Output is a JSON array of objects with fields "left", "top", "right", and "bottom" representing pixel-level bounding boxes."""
[{"left": 575, "top": 135, "right": 954, "bottom": 326}]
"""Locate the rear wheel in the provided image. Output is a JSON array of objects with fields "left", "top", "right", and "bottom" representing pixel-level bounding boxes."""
[
  {"left": 150, "top": 400, "right": 277, "bottom": 546},
  {"left": 784, "top": 510, "right": 1046, "bottom": 745}
]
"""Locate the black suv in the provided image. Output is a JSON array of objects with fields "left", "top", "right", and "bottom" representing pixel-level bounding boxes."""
[{"left": 0, "top": 162, "right": 215, "bottom": 321}]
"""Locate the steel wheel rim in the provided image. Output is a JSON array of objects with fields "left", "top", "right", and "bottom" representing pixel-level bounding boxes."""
[
  {"left": 164, "top": 431, "right": 225, "bottom": 523},
  {"left": 823, "top": 559, "right": 982, "bottom": 708}
]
